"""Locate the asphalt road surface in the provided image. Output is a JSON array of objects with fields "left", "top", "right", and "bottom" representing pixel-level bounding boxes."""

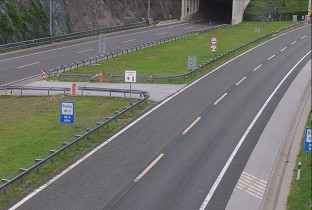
[
  {"left": 0, "top": 21, "right": 217, "bottom": 86},
  {"left": 7, "top": 25, "right": 311, "bottom": 210}
]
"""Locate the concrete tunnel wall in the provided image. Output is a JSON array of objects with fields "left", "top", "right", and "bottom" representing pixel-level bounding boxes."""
[{"left": 181, "top": 0, "right": 250, "bottom": 25}]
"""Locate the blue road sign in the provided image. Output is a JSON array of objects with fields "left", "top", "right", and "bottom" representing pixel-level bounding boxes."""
[
  {"left": 304, "top": 128, "right": 311, "bottom": 152},
  {"left": 60, "top": 101, "right": 75, "bottom": 124}
]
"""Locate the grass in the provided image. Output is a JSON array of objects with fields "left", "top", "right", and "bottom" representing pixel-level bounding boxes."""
[
  {"left": 287, "top": 113, "right": 312, "bottom": 210},
  {"left": 246, "top": 0, "right": 309, "bottom": 14},
  {"left": 0, "top": 95, "right": 153, "bottom": 208},
  {"left": 55, "top": 21, "right": 296, "bottom": 84}
]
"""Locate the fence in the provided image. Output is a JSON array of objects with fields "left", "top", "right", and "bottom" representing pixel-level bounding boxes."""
[{"left": 0, "top": 86, "right": 149, "bottom": 193}]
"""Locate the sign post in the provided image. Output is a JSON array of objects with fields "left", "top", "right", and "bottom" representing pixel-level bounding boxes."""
[
  {"left": 188, "top": 56, "right": 197, "bottom": 71},
  {"left": 60, "top": 101, "right": 75, "bottom": 141},
  {"left": 99, "top": 34, "right": 106, "bottom": 55},
  {"left": 210, "top": 37, "right": 218, "bottom": 57},
  {"left": 125, "top": 70, "right": 137, "bottom": 104},
  {"left": 304, "top": 127, "right": 311, "bottom": 166}
]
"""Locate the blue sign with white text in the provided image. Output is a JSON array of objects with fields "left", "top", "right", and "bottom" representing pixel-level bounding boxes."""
[
  {"left": 60, "top": 101, "right": 75, "bottom": 124},
  {"left": 304, "top": 128, "right": 311, "bottom": 152}
]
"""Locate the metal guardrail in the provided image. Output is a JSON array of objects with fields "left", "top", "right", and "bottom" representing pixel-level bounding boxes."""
[
  {"left": 46, "top": 24, "right": 228, "bottom": 77},
  {"left": 0, "top": 22, "right": 146, "bottom": 53},
  {"left": 107, "top": 33, "right": 273, "bottom": 81},
  {"left": 0, "top": 86, "right": 149, "bottom": 192},
  {"left": 0, "top": 86, "right": 70, "bottom": 96}
]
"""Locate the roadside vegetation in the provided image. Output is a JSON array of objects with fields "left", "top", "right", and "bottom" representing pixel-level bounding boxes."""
[
  {"left": 0, "top": 95, "right": 153, "bottom": 208},
  {"left": 287, "top": 113, "right": 311, "bottom": 210},
  {"left": 0, "top": 20, "right": 302, "bottom": 208},
  {"left": 57, "top": 21, "right": 295, "bottom": 84}
]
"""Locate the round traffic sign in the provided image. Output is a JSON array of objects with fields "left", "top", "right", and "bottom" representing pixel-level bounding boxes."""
[
  {"left": 210, "top": 37, "right": 218, "bottom": 45},
  {"left": 210, "top": 45, "right": 217, "bottom": 52}
]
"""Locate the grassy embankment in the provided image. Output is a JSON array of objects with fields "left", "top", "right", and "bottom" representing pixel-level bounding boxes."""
[
  {"left": 287, "top": 113, "right": 311, "bottom": 210},
  {"left": 0, "top": 96, "right": 152, "bottom": 208},
  {"left": 58, "top": 21, "right": 296, "bottom": 84}
]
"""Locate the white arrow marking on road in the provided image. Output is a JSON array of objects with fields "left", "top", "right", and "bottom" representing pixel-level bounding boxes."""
[{"left": 17, "top": 62, "right": 40, "bottom": 69}]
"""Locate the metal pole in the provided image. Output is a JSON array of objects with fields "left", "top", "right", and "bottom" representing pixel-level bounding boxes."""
[
  {"left": 147, "top": 0, "right": 150, "bottom": 24},
  {"left": 49, "top": 0, "right": 52, "bottom": 37}
]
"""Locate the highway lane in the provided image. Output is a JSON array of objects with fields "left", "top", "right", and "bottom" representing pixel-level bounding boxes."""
[
  {"left": 0, "top": 21, "right": 216, "bottom": 85},
  {"left": 109, "top": 26, "right": 311, "bottom": 210},
  {"left": 7, "top": 25, "right": 311, "bottom": 210}
]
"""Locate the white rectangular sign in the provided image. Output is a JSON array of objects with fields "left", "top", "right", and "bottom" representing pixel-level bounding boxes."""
[{"left": 125, "top": 70, "right": 136, "bottom": 83}]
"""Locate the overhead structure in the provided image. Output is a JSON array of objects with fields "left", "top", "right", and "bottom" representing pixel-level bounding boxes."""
[{"left": 181, "top": 0, "right": 250, "bottom": 25}]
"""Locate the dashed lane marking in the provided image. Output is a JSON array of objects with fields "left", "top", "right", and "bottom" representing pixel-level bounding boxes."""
[
  {"left": 214, "top": 93, "right": 227, "bottom": 105},
  {"left": 236, "top": 76, "right": 247, "bottom": 86},
  {"left": 182, "top": 117, "right": 201, "bottom": 134},
  {"left": 17, "top": 62, "right": 40, "bottom": 69},
  {"left": 267, "top": 55, "right": 275, "bottom": 60},
  {"left": 291, "top": 41, "right": 297, "bottom": 45},
  {"left": 253, "top": 64, "right": 262, "bottom": 71},
  {"left": 280, "top": 47, "right": 287, "bottom": 52},
  {"left": 134, "top": 154, "right": 164, "bottom": 182}
]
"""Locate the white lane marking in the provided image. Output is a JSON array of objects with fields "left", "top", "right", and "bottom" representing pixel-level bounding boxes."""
[
  {"left": 185, "top": 27, "right": 193, "bottom": 29},
  {"left": 122, "top": 39, "right": 136, "bottom": 44},
  {"left": 134, "top": 154, "right": 164, "bottom": 182},
  {"left": 267, "top": 55, "right": 275, "bottom": 60},
  {"left": 300, "top": 35, "right": 307, "bottom": 39},
  {"left": 157, "top": 32, "right": 168, "bottom": 35},
  {"left": 253, "top": 64, "right": 262, "bottom": 71},
  {"left": 16, "top": 62, "right": 40, "bottom": 69},
  {"left": 214, "top": 93, "right": 227, "bottom": 105},
  {"left": 77, "top": 49, "right": 94, "bottom": 54},
  {"left": 291, "top": 41, "right": 297, "bottom": 45},
  {"left": 9, "top": 27, "right": 305, "bottom": 210},
  {"left": 280, "top": 47, "right": 287, "bottom": 52},
  {"left": 0, "top": 23, "right": 193, "bottom": 63},
  {"left": 236, "top": 76, "right": 247, "bottom": 86},
  {"left": 198, "top": 50, "right": 311, "bottom": 210},
  {"left": 182, "top": 117, "right": 201, "bottom": 134}
]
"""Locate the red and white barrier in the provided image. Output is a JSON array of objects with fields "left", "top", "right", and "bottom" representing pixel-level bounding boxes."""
[{"left": 41, "top": 68, "right": 46, "bottom": 80}]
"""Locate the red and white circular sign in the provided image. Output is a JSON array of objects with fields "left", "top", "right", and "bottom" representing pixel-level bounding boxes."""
[
  {"left": 210, "top": 37, "right": 218, "bottom": 45},
  {"left": 210, "top": 45, "right": 217, "bottom": 52}
]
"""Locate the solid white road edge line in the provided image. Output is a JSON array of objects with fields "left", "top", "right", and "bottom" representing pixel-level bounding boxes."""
[
  {"left": 198, "top": 51, "right": 311, "bottom": 210},
  {"left": 134, "top": 154, "right": 164, "bottom": 182},
  {"left": 16, "top": 62, "right": 40, "bottom": 69},
  {"left": 182, "top": 117, "right": 201, "bottom": 134},
  {"left": 8, "top": 26, "right": 307, "bottom": 210}
]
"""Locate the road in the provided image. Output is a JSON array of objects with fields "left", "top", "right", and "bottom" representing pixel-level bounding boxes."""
[
  {"left": 0, "top": 21, "right": 216, "bottom": 86},
  {"left": 7, "top": 25, "right": 311, "bottom": 210}
]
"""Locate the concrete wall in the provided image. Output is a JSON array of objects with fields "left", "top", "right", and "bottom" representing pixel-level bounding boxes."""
[
  {"left": 181, "top": 0, "right": 200, "bottom": 21},
  {"left": 232, "top": 0, "right": 250, "bottom": 25}
]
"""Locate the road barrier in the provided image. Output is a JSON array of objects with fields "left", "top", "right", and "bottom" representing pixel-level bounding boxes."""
[
  {"left": 0, "top": 86, "right": 149, "bottom": 193},
  {"left": 0, "top": 22, "right": 146, "bottom": 53},
  {"left": 0, "top": 86, "right": 70, "bottom": 96}
]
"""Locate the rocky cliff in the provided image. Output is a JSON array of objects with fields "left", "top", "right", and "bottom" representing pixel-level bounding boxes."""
[
  {"left": 0, "top": 0, "right": 181, "bottom": 44},
  {"left": 63, "top": 0, "right": 181, "bottom": 32}
]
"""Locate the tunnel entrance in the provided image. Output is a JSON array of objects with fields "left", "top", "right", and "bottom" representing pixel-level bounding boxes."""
[{"left": 198, "top": 0, "right": 233, "bottom": 24}]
